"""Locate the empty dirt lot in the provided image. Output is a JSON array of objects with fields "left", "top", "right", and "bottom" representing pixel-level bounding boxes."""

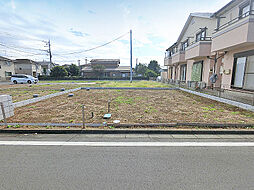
[
  {"left": 6, "top": 89, "right": 254, "bottom": 124},
  {"left": 0, "top": 84, "right": 84, "bottom": 102}
]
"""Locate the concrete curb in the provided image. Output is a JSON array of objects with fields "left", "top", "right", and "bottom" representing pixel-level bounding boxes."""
[
  {"left": 0, "top": 129, "right": 254, "bottom": 135},
  {"left": 179, "top": 87, "right": 254, "bottom": 112},
  {"left": 81, "top": 87, "right": 178, "bottom": 90},
  {"left": 13, "top": 87, "right": 81, "bottom": 108},
  {"left": 1, "top": 122, "right": 253, "bottom": 128}
]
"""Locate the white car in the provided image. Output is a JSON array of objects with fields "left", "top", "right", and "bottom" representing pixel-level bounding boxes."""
[{"left": 11, "top": 74, "right": 39, "bottom": 84}]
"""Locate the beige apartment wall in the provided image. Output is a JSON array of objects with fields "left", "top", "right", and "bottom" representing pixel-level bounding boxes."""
[
  {"left": 202, "top": 58, "right": 212, "bottom": 85},
  {"left": 177, "top": 16, "right": 216, "bottom": 50},
  {"left": 185, "top": 41, "right": 212, "bottom": 60},
  {"left": 161, "top": 71, "right": 168, "bottom": 81},
  {"left": 199, "top": 42, "right": 212, "bottom": 56},
  {"left": 218, "top": 0, "right": 245, "bottom": 27},
  {"left": 247, "top": 18, "right": 254, "bottom": 41},
  {"left": 0, "top": 61, "right": 15, "bottom": 81},
  {"left": 186, "top": 60, "right": 194, "bottom": 81},
  {"left": 172, "top": 66, "right": 176, "bottom": 80},
  {"left": 221, "top": 45, "right": 254, "bottom": 89},
  {"left": 212, "top": 17, "right": 251, "bottom": 52}
]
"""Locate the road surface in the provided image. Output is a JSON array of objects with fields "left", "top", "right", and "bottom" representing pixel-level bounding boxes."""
[{"left": 0, "top": 134, "right": 253, "bottom": 190}]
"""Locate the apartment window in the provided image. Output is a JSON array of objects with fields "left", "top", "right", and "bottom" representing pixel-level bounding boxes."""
[
  {"left": 239, "top": 3, "right": 250, "bottom": 18},
  {"left": 172, "top": 46, "right": 177, "bottom": 54},
  {"left": 181, "top": 40, "right": 188, "bottom": 51},
  {"left": 196, "top": 29, "right": 206, "bottom": 42},
  {"left": 180, "top": 64, "right": 187, "bottom": 81},
  {"left": 191, "top": 61, "right": 203, "bottom": 81},
  {"left": 232, "top": 50, "right": 254, "bottom": 90},
  {"left": 166, "top": 50, "right": 171, "bottom": 57}
]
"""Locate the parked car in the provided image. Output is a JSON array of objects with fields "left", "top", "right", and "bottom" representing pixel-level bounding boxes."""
[{"left": 11, "top": 74, "right": 38, "bottom": 84}]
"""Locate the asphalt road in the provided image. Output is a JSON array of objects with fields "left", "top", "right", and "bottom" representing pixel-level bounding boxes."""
[{"left": 0, "top": 134, "right": 254, "bottom": 190}]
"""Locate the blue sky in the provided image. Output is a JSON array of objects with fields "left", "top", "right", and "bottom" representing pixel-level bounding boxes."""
[{"left": 0, "top": 0, "right": 231, "bottom": 66}]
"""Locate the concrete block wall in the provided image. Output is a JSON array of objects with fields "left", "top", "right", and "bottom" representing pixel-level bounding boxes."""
[{"left": 0, "top": 95, "right": 14, "bottom": 120}]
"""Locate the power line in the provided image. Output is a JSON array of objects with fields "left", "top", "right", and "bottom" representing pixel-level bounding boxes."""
[
  {"left": 55, "top": 32, "right": 130, "bottom": 55},
  {"left": 0, "top": 31, "right": 44, "bottom": 42},
  {"left": 0, "top": 43, "right": 47, "bottom": 56},
  {"left": 0, "top": 42, "right": 46, "bottom": 52}
]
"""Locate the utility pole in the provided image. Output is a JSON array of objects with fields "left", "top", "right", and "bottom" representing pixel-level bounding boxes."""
[
  {"left": 48, "top": 40, "right": 52, "bottom": 64},
  {"left": 130, "top": 29, "right": 133, "bottom": 83}
]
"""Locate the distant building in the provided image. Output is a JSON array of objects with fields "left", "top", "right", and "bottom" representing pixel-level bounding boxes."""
[
  {"left": 37, "top": 60, "right": 55, "bottom": 76},
  {"left": 14, "top": 59, "right": 42, "bottom": 77},
  {"left": 81, "top": 59, "right": 131, "bottom": 78},
  {"left": 0, "top": 56, "right": 15, "bottom": 81}
]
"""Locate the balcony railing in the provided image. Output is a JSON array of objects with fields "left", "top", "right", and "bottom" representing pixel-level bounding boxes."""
[
  {"left": 214, "top": 10, "right": 254, "bottom": 33},
  {"left": 188, "top": 37, "right": 212, "bottom": 46}
]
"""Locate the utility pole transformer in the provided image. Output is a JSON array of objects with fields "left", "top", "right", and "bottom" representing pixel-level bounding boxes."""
[{"left": 130, "top": 30, "right": 133, "bottom": 83}]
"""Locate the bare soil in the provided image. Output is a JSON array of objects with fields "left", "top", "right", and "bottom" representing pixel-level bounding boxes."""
[{"left": 6, "top": 89, "right": 254, "bottom": 124}]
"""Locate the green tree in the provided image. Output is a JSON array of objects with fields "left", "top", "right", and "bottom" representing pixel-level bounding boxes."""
[
  {"left": 144, "top": 69, "right": 158, "bottom": 78},
  {"left": 148, "top": 60, "right": 161, "bottom": 74},
  {"left": 50, "top": 66, "right": 68, "bottom": 78},
  {"left": 135, "top": 63, "right": 148, "bottom": 76},
  {"left": 67, "top": 64, "right": 80, "bottom": 76},
  {"left": 92, "top": 65, "right": 105, "bottom": 78}
]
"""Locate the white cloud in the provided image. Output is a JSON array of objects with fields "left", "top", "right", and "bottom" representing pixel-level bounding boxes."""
[{"left": 0, "top": 0, "right": 233, "bottom": 67}]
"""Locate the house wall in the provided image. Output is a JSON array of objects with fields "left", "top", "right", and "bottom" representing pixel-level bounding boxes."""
[
  {"left": 202, "top": 58, "right": 213, "bottom": 85},
  {"left": 186, "top": 60, "right": 194, "bottom": 81},
  {"left": 15, "top": 62, "right": 42, "bottom": 77},
  {"left": 15, "top": 63, "right": 33, "bottom": 75},
  {"left": 0, "top": 60, "right": 15, "bottom": 81},
  {"left": 161, "top": 71, "right": 168, "bottom": 81},
  {"left": 221, "top": 45, "right": 254, "bottom": 89},
  {"left": 218, "top": 0, "right": 245, "bottom": 27},
  {"left": 211, "top": 16, "right": 252, "bottom": 52},
  {"left": 177, "top": 16, "right": 216, "bottom": 49}
]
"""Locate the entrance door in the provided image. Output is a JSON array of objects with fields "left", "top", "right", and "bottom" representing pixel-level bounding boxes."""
[
  {"left": 191, "top": 61, "right": 203, "bottom": 81},
  {"left": 233, "top": 57, "right": 246, "bottom": 88}
]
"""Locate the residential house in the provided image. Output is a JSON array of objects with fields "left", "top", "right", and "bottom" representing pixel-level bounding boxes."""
[
  {"left": 165, "top": 13, "right": 216, "bottom": 87},
  {"left": 14, "top": 59, "right": 42, "bottom": 77},
  {"left": 37, "top": 60, "right": 55, "bottom": 76},
  {"left": 0, "top": 56, "right": 15, "bottom": 81},
  {"left": 211, "top": 0, "right": 254, "bottom": 91},
  {"left": 81, "top": 59, "right": 131, "bottom": 78},
  {"left": 164, "top": 0, "right": 254, "bottom": 91}
]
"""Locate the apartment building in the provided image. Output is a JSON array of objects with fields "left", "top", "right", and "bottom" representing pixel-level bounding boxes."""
[
  {"left": 164, "top": 0, "right": 254, "bottom": 91},
  {"left": 211, "top": 0, "right": 254, "bottom": 91},
  {"left": 14, "top": 59, "right": 42, "bottom": 77},
  {"left": 165, "top": 13, "right": 216, "bottom": 87},
  {"left": 0, "top": 56, "right": 15, "bottom": 81}
]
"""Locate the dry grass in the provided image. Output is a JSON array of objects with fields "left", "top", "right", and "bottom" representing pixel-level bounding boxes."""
[
  {"left": 7, "top": 89, "right": 254, "bottom": 124},
  {"left": 0, "top": 81, "right": 172, "bottom": 102},
  {"left": 0, "top": 84, "right": 83, "bottom": 102}
]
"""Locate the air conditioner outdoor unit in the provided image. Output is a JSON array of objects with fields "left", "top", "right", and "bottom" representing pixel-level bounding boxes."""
[{"left": 197, "top": 82, "right": 206, "bottom": 89}]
